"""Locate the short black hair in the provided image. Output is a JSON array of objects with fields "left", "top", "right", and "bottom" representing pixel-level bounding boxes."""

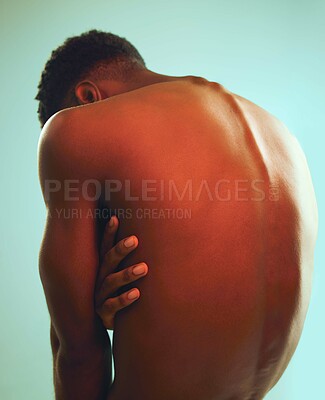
[{"left": 35, "top": 29, "right": 146, "bottom": 127}]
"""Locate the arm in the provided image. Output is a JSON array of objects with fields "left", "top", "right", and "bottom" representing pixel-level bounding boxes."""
[
  {"left": 40, "top": 211, "right": 111, "bottom": 399},
  {"left": 94, "top": 215, "right": 148, "bottom": 330},
  {"left": 38, "top": 112, "right": 111, "bottom": 399}
]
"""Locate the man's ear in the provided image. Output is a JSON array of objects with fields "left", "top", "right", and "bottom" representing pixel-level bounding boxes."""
[{"left": 74, "top": 80, "right": 103, "bottom": 105}]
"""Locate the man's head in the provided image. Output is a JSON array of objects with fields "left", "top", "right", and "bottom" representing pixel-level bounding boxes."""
[{"left": 35, "top": 29, "right": 146, "bottom": 127}]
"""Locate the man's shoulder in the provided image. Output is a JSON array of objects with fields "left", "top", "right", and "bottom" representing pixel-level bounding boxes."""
[
  {"left": 38, "top": 106, "right": 105, "bottom": 181},
  {"left": 38, "top": 102, "right": 115, "bottom": 158},
  {"left": 39, "top": 107, "right": 79, "bottom": 151},
  {"left": 41, "top": 77, "right": 217, "bottom": 137}
]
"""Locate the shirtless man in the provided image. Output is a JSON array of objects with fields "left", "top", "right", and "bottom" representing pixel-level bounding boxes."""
[{"left": 36, "top": 30, "right": 318, "bottom": 400}]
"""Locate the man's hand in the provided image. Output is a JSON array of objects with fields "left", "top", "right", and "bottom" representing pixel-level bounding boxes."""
[{"left": 95, "top": 216, "right": 149, "bottom": 330}]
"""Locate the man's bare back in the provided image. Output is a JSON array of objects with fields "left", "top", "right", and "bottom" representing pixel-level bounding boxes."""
[{"left": 40, "top": 76, "right": 317, "bottom": 400}]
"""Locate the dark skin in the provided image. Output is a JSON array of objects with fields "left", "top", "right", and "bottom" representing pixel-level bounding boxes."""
[
  {"left": 38, "top": 69, "right": 186, "bottom": 400},
  {"left": 39, "top": 69, "right": 317, "bottom": 400},
  {"left": 95, "top": 215, "right": 147, "bottom": 330}
]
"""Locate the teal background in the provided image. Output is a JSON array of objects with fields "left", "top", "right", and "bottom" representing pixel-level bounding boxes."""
[{"left": 0, "top": 0, "right": 323, "bottom": 398}]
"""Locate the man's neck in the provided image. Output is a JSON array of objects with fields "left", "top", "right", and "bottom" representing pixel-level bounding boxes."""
[{"left": 98, "top": 70, "right": 193, "bottom": 98}]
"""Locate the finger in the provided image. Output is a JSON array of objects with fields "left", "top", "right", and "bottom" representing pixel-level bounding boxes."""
[
  {"left": 100, "top": 215, "right": 119, "bottom": 260},
  {"left": 98, "top": 235, "right": 139, "bottom": 284},
  {"left": 96, "top": 262, "right": 148, "bottom": 305},
  {"left": 97, "top": 288, "right": 140, "bottom": 330}
]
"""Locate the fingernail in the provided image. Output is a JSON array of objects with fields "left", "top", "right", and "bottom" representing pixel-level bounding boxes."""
[
  {"left": 127, "top": 289, "right": 139, "bottom": 300},
  {"left": 108, "top": 217, "right": 115, "bottom": 228},
  {"left": 132, "top": 263, "right": 147, "bottom": 275},
  {"left": 124, "top": 236, "right": 137, "bottom": 248}
]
